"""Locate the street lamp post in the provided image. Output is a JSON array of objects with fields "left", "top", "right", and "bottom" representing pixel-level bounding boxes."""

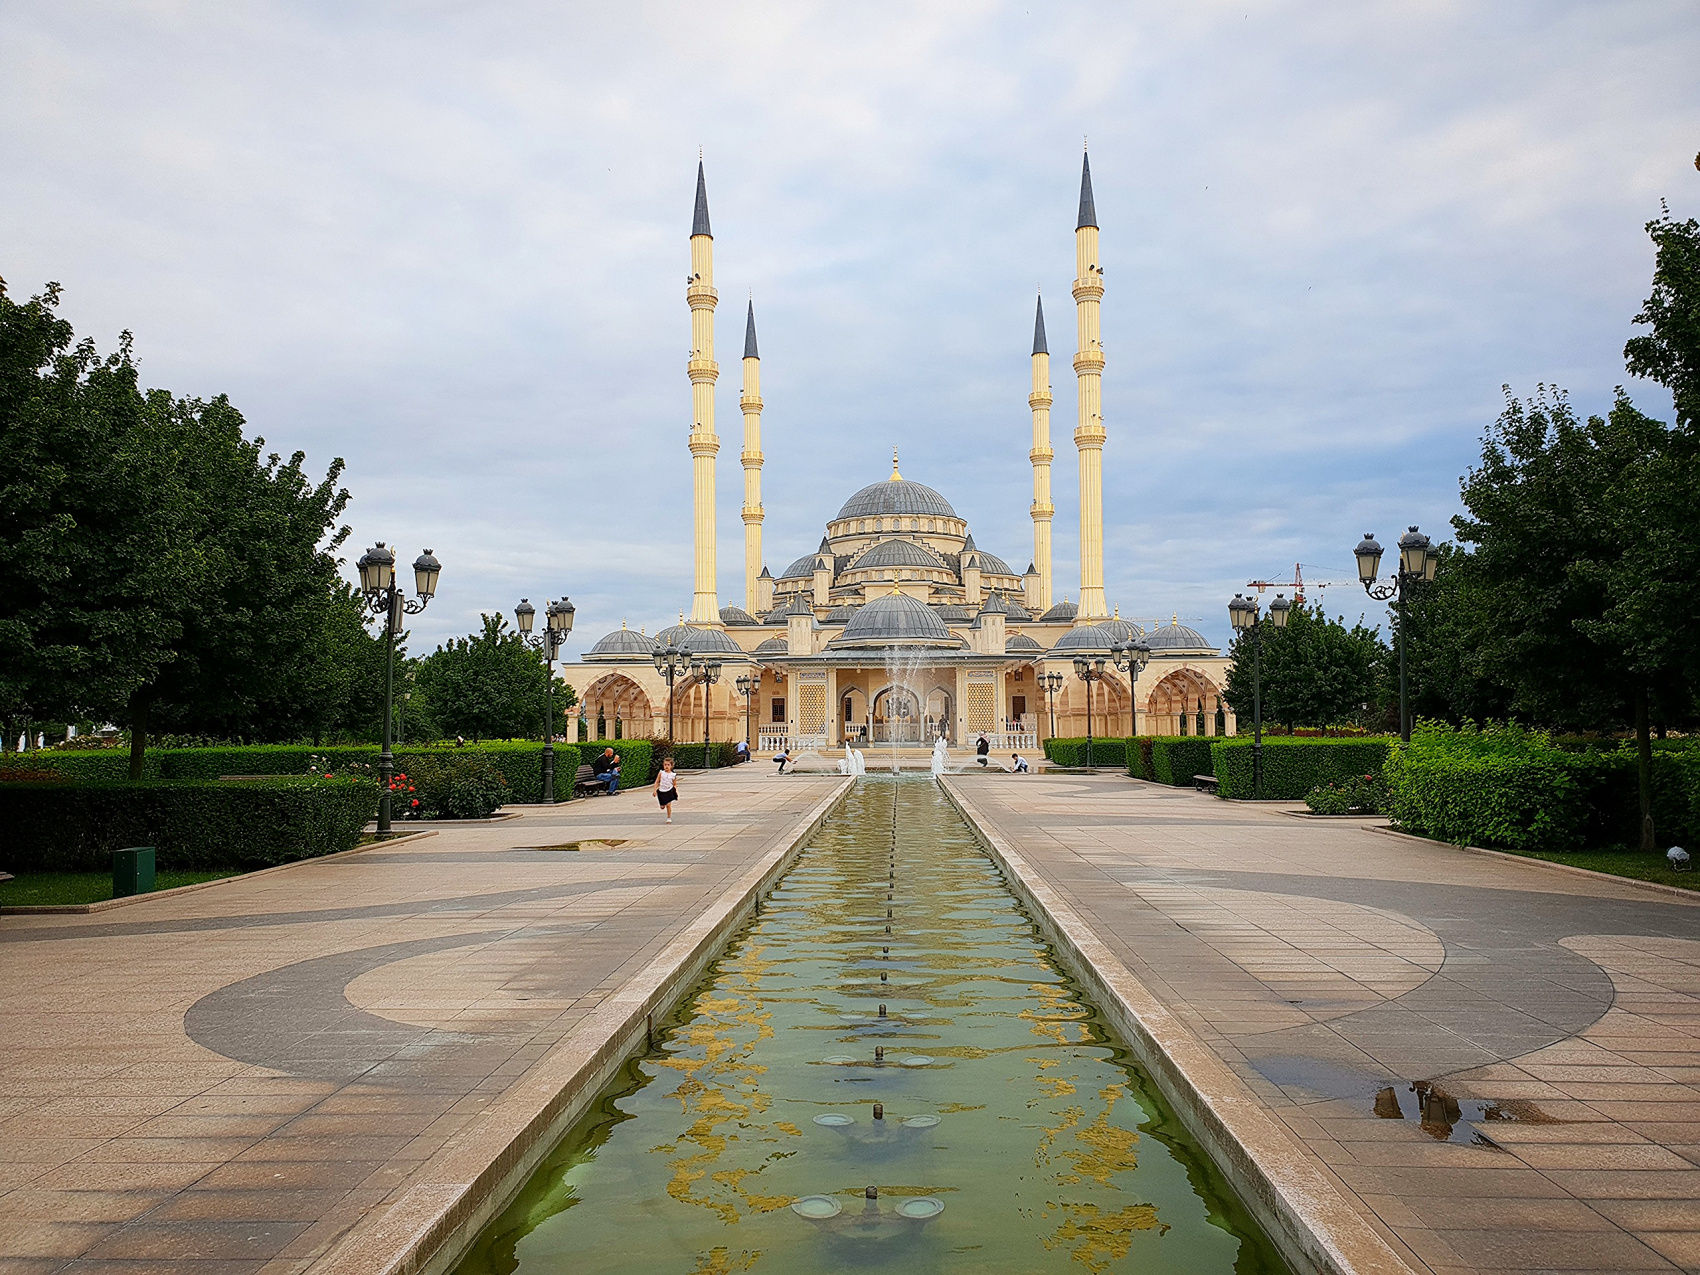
[
  {"left": 1072, "top": 653, "right": 1110, "bottom": 767},
  {"left": 515, "top": 595, "right": 576, "bottom": 803},
  {"left": 652, "top": 642, "right": 690, "bottom": 746},
  {"left": 357, "top": 543, "right": 441, "bottom": 833},
  {"left": 1355, "top": 527, "right": 1438, "bottom": 744},
  {"left": 735, "top": 672, "right": 758, "bottom": 751},
  {"left": 690, "top": 658, "right": 723, "bottom": 767},
  {"left": 1040, "top": 670, "right": 1065, "bottom": 740},
  {"left": 1109, "top": 638, "right": 1153, "bottom": 737},
  {"left": 1228, "top": 592, "right": 1291, "bottom": 798}
]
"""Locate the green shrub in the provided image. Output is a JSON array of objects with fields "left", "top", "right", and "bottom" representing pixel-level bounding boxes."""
[
  {"left": 1150, "top": 737, "right": 1217, "bottom": 786},
  {"left": 580, "top": 740, "right": 655, "bottom": 783},
  {"left": 3, "top": 750, "right": 157, "bottom": 782},
  {"left": 397, "top": 753, "right": 512, "bottom": 819},
  {"left": 0, "top": 777, "right": 378, "bottom": 874},
  {"left": 1043, "top": 738, "right": 1130, "bottom": 767},
  {"left": 1126, "top": 737, "right": 1157, "bottom": 780},
  {"left": 662, "top": 741, "right": 739, "bottom": 770},
  {"left": 1213, "top": 737, "right": 1394, "bottom": 800},
  {"left": 1304, "top": 773, "right": 1386, "bottom": 815}
]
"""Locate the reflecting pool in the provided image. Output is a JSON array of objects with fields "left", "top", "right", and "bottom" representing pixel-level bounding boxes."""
[{"left": 455, "top": 778, "right": 1288, "bottom": 1274}]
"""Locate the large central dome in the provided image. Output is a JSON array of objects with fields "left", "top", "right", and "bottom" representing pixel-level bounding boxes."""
[{"left": 836, "top": 477, "right": 957, "bottom": 521}]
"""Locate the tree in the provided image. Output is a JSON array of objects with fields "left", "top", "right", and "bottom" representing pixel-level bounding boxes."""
[
  {"left": 1392, "top": 544, "right": 1515, "bottom": 726},
  {"left": 1454, "top": 386, "right": 1694, "bottom": 849},
  {"left": 1224, "top": 602, "right": 1387, "bottom": 733},
  {"left": 415, "top": 614, "right": 552, "bottom": 742}
]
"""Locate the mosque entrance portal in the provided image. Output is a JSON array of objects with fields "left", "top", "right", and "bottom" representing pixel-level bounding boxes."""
[{"left": 871, "top": 685, "right": 923, "bottom": 743}]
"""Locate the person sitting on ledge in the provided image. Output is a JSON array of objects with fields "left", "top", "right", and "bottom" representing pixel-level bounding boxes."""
[
  {"left": 592, "top": 746, "right": 622, "bottom": 794},
  {"left": 734, "top": 739, "right": 750, "bottom": 764},
  {"left": 1012, "top": 754, "right": 1030, "bottom": 773}
]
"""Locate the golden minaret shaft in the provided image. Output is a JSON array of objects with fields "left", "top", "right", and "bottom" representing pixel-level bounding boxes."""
[
  {"left": 1029, "top": 293, "right": 1055, "bottom": 611},
  {"left": 687, "top": 161, "right": 721, "bottom": 626},
  {"left": 740, "top": 300, "right": 764, "bottom": 613},
  {"left": 1072, "top": 150, "right": 1108, "bottom": 620}
]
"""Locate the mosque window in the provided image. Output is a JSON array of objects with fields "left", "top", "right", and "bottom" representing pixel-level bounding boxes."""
[{"left": 770, "top": 697, "right": 785, "bottom": 723}]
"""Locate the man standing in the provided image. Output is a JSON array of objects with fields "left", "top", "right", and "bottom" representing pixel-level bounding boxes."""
[{"left": 592, "top": 746, "right": 622, "bottom": 795}]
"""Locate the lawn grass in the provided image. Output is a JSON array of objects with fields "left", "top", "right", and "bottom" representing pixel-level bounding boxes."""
[
  {"left": 1508, "top": 848, "right": 1699, "bottom": 892},
  {"left": 0, "top": 868, "right": 238, "bottom": 907}
]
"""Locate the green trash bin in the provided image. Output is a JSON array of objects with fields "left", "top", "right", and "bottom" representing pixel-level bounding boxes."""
[{"left": 113, "top": 846, "right": 156, "bottom": 898}]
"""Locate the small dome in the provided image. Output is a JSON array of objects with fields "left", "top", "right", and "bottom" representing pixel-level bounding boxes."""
[
  {"left": 824, "top": 604, "right": 856, "bottom": 624},
  {"left": 1050, "top": 623, "right": 1118, "bottom": 654},
  {"left": 652, "top": 623, "right": 746, "bottom": 657},
  {"left": 586, "top": 626, "right": 658, "bottom": 661},
  {"left": 778, "top": 554, "right": 818, "bottom": 580},
  {"left": 760, "top": 607, "right": 789, "bottom": 624},
  {"left": 1005, "top": 633, "right": 1043, "bottom": 652},
  {"left": 1040, "top": 598, "right": 1078, "bottom": 622},
  {"left": 836, "top": 477, "right": 957, "bottom": 521},
  {"left": 933, "top": 603, "right": 973, "bottom": 622},
  {"left": 849, "top": 538, "right": 943, "bottom": 571},
  {"left": 1147, "top": 621, "right": 1216, "bottom": 654},
  {"left": 1003, "top": 599, "right": 1034, "bottom": 621},
  {"left": 754, "top": 635, "right": 788, "bottom": 655},
  {"left": 1098, "top": 616, "right": 1145, "bottom": 644},
  {"left": 719, "top": 604, "right": 758, "bottom": 626},
  {"left": 971, "top": 550, "right": 1018, "bottom": 577},
  {"left": 831, "top": 592, "right": 964, "bottom": 648}
]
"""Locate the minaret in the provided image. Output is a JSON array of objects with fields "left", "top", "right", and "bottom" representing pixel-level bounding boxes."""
[
  {"left": 687, "top": 160, "right": 721, "bottom": 626},
  {"left": 1072, "top": 148, "right": 1108, "bottom": 620},
  {"left": 1028, "top": 293, "right": 1055, "bottom": 612},
  {"left": 740, "top": 299, "right": 765, "bottom": 613}
]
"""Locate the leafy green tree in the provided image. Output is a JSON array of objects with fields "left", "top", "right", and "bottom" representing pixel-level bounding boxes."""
[
  {"left": 1224, "top": 602, "right": 1387, "bottom": 733},
  {"left": 1391, "top": 544, "right": 1514, "bottom": 726},
  {"left": 415, "top": 614, "right": 552, "bottom": 742}
]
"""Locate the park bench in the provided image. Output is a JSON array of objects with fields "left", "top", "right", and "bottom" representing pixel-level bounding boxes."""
[
  {"left": 1192, "top": 773, "right": 1220, "bottom": 795},
  {"left": 574, "top": 764, "right": 611, "bottom": 796}
]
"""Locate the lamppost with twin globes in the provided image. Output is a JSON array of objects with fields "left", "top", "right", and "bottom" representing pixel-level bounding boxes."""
[
  {"left": 515, "top": 596, "right": 575, "bottom": 804},
  {"left": 735, "top": 672, "right": 758, "bottom": 753},
  {"left": 1072, "top": 653, "right": 1110, "bottom": 767},
  {"left": 1227, "top": 591, "right": 1291, "bottom": 799},
  {"left": 1039, "top": 670, "right": 1065, "bottom": 741},
  {"left": 691, "top": 658, "right": 723, "bottom": 768},
  {"left": 1109, "top": 638, "right": 1153, "bottom": 736},
  {"left": 1354, "top": 527, "right": 1439, "bottom": 744},
  {"left": 652, "top": 642, "right": 691, "bottom": 746},
  {"left": 356, "top": 543, "right": 442, "bottom": 833}
]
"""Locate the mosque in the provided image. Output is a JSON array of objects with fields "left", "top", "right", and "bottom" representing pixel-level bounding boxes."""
[{"left": 561, "top": 154, "right": 1237, "bottom": 755}]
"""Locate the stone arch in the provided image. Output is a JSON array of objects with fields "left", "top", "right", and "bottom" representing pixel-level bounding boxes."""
[
  {"left": 1144, "top": 667, "right": 1223, "bottom": 737},
  {"left": 871, "top": 683, "right": 922, "bottom": 743},
  {"left": 583, "top": 673, "right": 655, "bottom": 741}
]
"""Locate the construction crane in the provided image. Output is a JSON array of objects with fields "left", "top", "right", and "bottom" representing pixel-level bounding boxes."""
[{"left": 1245, "top": 563, "right": 1356, "bottom": 607}]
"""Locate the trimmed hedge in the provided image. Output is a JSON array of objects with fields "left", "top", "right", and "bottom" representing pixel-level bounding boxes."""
[
  {"left": 580, "top": 739, "right": 656, "bottom": 782},
  {"left": 1043, "top": 737, "right": 1133, "bottom": 768},
  {"left": 0, "top": 777, "right": 378, "bottom": 874},
  {"left": 1151, "top": 738, "right": 1217, "bottom": 786},
  {"left": 1212, "top": 737, "right": 1394, "bottom": 800},
  {"left": 661, "top": 741, "right": 739, "bottom": 771},
  {"left": 0, "top": 750, "right": 157, "bottom": 782},
  {"left": 1384, "top": 729, "right": 1700, "bottom": 851}
]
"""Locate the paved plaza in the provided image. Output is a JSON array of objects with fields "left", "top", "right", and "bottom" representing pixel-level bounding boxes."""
[
  {"left": 946, "top": 773, "right": 1700, "bottom": 1275},
  {"left": 0, "top": 771, "right": 847, "bottom": 1274}
]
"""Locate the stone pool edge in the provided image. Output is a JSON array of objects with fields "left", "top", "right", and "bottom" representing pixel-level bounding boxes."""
[
  {"left": 940, "top": 777, "right": 1418, "bottom": 1275},
  {"left": 301, "top": 776, "right": 856, "bottom": 1275}
]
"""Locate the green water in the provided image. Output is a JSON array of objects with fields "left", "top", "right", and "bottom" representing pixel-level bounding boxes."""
[{"left": 455, "top": 779, "right": 1288, "bottom": 1275}]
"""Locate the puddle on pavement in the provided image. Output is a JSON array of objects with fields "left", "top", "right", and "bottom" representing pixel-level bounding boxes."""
[
  {"left": 453, "top": 778, "right": 1290, "bottom": 1275},
  {"left": 520, "top": 839, "right": 631, "bottom": 852},
  {"left": 1373, "top": 1081, "right": 1561, "bottom": 1144}
]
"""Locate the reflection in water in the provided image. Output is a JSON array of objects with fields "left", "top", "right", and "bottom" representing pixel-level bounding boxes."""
[
  {"left": 1372, "top": 1080, "right": 1562, "bottom": 1144},
  {"left": 454, "top": 780, "right": 1287, "bottom": 1275}
]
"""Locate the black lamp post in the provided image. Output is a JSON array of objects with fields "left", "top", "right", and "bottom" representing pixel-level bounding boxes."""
[
  {"left": 691, "top": 658, "right": 723, "bottom": 767},
  {"left": 1228, "top": 591, "right": 1291, "bottom": 798},
  {"left": 1355, "top": 527, "right": 1438, "bottom": 744},
  {"left": 652, "top": 642, "right": 690, "bottom": 745},
  {"left": 515, "top": 595, "right": 575, "bottom": 803},
  {"left": 357, "top": 543, "right": 441, "bottom": 833},
  {"left": 735, "top": 672, "right": 758, "bottom": 751},
  {"left": 1040, "top": 670, "right": 1064, "bottom": 740},
  {"left": 1109, "top": 638, "right": 1153, "bottom": 736},
  {"left": 1072, "top": 653, "right": 1110, "bottom": 767}
]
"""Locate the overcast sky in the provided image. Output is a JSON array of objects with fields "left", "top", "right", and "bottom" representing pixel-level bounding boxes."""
[{"left": 4, "top": 1, "right": 1696, "bottom": 657}]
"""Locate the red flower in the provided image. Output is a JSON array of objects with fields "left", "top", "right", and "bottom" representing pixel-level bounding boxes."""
[{"left": 411, "top": 798, "right": 420, "bottom": 807}]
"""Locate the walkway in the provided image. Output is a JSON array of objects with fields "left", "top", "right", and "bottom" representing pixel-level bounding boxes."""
[
  {"left": 945, "top": 773, "right": 1700, "bottom": 1275},
  {"left": 0, "top": 770, "right": 847, "bottom": 1274}
]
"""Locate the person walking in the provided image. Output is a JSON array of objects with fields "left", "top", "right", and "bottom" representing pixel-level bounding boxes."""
[
  {"left": 654, "top": 757, "right": 679, "bottom": 823},
  {"left": 976, "top": 734, "right": 990, "bottom": 768}
]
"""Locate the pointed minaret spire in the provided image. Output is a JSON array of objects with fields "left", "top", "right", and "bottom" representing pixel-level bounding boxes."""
[
  {"left": 693, "top": 159, "right": 712, "bottom": 238},
  {"left": 1028, "top": 291, "right": 1055, "bottom": 612},
  {"left": 1077, "top": 150, "right": 1098, "bottom": 230},
  {"left": 740, "top": 298, "right": 765, "bottom": 612},
  {"left": 687, "top": 160, "right": 721, "bottom": 625},
  {"left": 1073, "top": 147, "right": 1108, "bottom": 619}
]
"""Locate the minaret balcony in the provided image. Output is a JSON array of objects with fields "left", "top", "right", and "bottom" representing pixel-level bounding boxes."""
[
  {"left": 686, "top": 282, "right": 719, "bottom": 306},
  {"left": 1028, "top": 390, "right": 1053, "bottom": 409},
  {"left": 740, "top": 394, "right": 763, "bottom": 411},
  {"left": 687, "top": 357, "right": 720, "bottom": 382},
  {"left": 1071, "top": 279, "right": 1105, "bottom": 301},
  {"left": 1072, "top": 351, "right": 1106, "bottom": 373},
  {"left": 688, "top": 432, "right": 722, "bottom": 456},
  {"left": 740, "top": 450, "right": 765, "bottom": 466},
  {"left": 1029, "top": 445, "right": 1053, "bottom": 463}
]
